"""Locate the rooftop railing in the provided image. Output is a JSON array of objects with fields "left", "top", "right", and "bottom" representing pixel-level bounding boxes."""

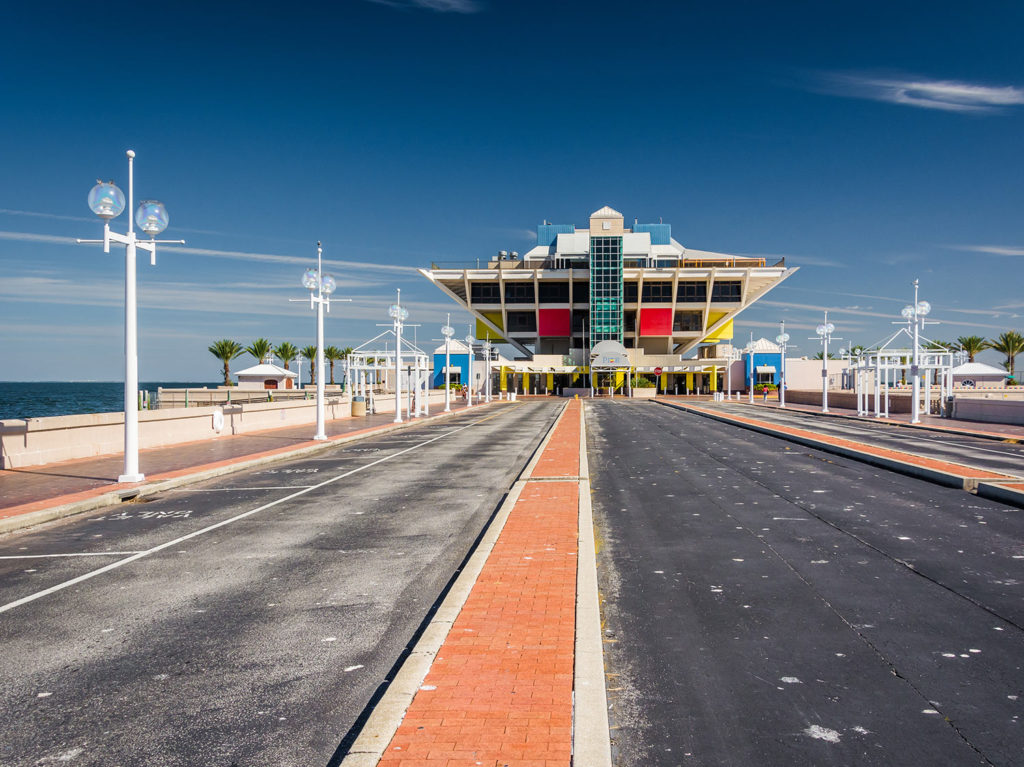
[{"left": 429, "top": 256, "right": 782, "bottom": 270}]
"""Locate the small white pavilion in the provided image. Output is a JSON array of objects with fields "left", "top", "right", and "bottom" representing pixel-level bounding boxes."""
[
  {"left": 235, "top": 356, "right": 299, "bottom": 390},
  {"left": 951, "top": 361, "right": 1008, "bottom": 388}
]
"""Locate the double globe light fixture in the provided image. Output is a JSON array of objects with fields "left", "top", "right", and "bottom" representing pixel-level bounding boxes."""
[
  {"left": 79, "top": 151, "right": 182, "bottom": 483},
  {"left": 296, "top": 242, "right": 343, "bottom": 441},
  {"left": 775, "top": 324, "right": 790, "bottom": 408},
  {"left": 812, "top": 314, "right": 839, "bottom": 414},
  {"left": 902, "top": 280, "right": 931, "bottom": 424}
]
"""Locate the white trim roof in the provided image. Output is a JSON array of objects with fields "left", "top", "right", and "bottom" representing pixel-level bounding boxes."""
[
  {"left": 590, "top": 205, "right": 622, "bottom": 218},
  {"left": 235, "top": 363, "right": 298, "bottom": 378},
  {"left": 952, "top": 362, "right": 1007, "bottom": 376}
]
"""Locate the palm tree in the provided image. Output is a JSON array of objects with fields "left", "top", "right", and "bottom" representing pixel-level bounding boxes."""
[
  {"left": 300, "top": 345, "right": 319, "bottom": 385},
  {"left": 208, "top": 339, "right": 244, "bottom": 386},
  {"left": 246, "top": 338, "right": 273, "bottom": 364},
  {"left": 274, "top": 342, "right": 298, "bottom": 370},
  {"left": 811, "top": 351, "right": 835, "bottom": 360},
  {"left": 956, "top": 335, "right": 988, "bottom": 363},
  {"left": 324, "top": 346, "right": 344, "bottom": 385},
  {"left": 986, "top": 331, "right": 1024, "bottom": 378}
]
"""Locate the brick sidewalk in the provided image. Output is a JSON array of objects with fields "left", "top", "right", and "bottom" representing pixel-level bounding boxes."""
[
  {"left": 378, "top": 401, "right": 582, "bottom": 767},
  {"left": 681, "top": 403, "right": 1017, "bottom": 482},
  {"left": 0, "top": 402, "right": 479, "bottom": 526}
]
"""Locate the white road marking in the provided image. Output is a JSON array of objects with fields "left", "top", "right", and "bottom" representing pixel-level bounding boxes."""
[
  {"left": 0, "top": 552, "right": 144, "bottom": 559},
  {"left": 171, "top": 486, "right": 317, "bottom": 492},
  {"left": 0, "top": 418, "right": 488, "bottom": 615},
  {"left": 344, "top": 665, "right": 363, "bottom": 672}
]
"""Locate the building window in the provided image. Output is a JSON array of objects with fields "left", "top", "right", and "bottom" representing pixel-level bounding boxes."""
[
  {"left": 641, "top": 281, "right": 673, "bottom": 302},
  {"left": 506, "top": 311, "right": 537, "bottom": 332},
  {"left": 470, "top": 283, "right": 500, "bottom": 303},
  {"left": 673, "top": 311, "right": 702, "bottom": 332},
  {"left": 538, "top": 281, "right": 570, "bottom": 303},
  {"left": 624, "top": 312, "right": 636, "bottom": 332},
  {"left": 504, "top": 282, "right": 535, "bottom": 304},
  {"left": 572, "top": 310, "right": 588, "bottom": 333},
  {"left": 589, "top": 236, "right": 623, "bottom": 343},
  {"left": 623, "top": 282, "right": 638, "bottom": 302},
  {"left": 711, "top": 281, "right": 742, "bottom": 302},
  {"left": 571, "top": 282, "right": 589, "bottom": 304},
  {"left": 677, "top": 282, "right": 707, "bottom": 302}
]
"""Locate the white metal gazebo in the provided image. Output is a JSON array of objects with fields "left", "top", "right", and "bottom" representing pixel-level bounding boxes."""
[
  {"left": 851, "top": 327, "right": 956, "bottom": 419},
  {"left": 345, "top": 330, "right": 431, "bottom": 418}
]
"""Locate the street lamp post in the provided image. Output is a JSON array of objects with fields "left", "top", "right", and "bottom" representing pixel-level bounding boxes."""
[
  {"left": 812, "top": 312, "right": 839, "bottom": 414},
  {"left": 296, "top": 353, "right": 304, "bottom": 391},
  {"left": 901, "top": 279, "right": 932, "bottom": 424},
  {"left": 775, "top": 322, "right": 790, "bottom": 409},
  {"left": 389, "top": 290, "right": 410, "bottom": 423},
  {"left": 77, "top": 150, "right": 183, "bottom": 483},
  {"left": 442, "top": 316, "right": 454, "bottom": 412},
  {"left": 299, "top": 242, "right": 342, "bottom": 440},
  {"left": 465, "top": 330, "right": 475, "bottom": 406},
  {"left": 483, "top": 331, "right": 493, "bottom": 402}
]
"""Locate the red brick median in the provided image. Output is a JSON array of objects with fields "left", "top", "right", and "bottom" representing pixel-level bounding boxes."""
[
  {"left": 378, "top": 401, "right": 581, "bottom": 767},
  {"left": 681, "top": 404, "right": 1013, "bottom": 481}
]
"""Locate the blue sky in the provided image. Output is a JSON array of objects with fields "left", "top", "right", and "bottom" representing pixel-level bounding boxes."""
[{"left": 1, "top": 0, "right": 1023, "bottom": 380}]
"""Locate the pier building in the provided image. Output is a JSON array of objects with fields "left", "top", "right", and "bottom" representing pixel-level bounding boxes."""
[{"left": 420, "top": 206, "right": 797, "bottom": 393}]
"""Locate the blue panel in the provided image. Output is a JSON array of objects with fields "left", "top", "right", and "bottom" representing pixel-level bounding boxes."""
[
  {"left": 433, "top": 352, "right": 469, "bottom": 387},
  {"left": 634, "top": 223, "right": 672, "bottom": 245},
  {"left": 537, "top": 223, "right": 575, "bottom": 247}
]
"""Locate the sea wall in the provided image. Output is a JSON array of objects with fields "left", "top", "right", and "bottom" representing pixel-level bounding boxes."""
[
  {"left": 0, "top": 390, "right": 454, "bottom": 469},
  {"left": 951, "top": 394, "right": 1024, "bottom": 426}
]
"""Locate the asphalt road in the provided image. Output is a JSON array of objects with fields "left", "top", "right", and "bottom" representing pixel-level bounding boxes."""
[
  {"left": 0, "top": 402, "right": 560, "bottom": 767},
  {"left": 705, "top": 402, "right": 1024, "bottom": 478},
  {"left": 588, "top": 400, "right": 1023, "bottom": 767}
]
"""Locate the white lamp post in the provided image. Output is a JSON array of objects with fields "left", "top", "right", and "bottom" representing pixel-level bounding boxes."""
[
  {"left": 442, "top": 317, "right": 454, "bottom": 412},
  {"left": 77, "top": 150, "right": 183, "bottom": 483},
  {"left": 812, "top": 313, "right": 838, "bottom": 413},
  {"left": 775, "top": 322, "right": 790, "bottom": 409},
  {"left": 901, "top": 279, "right": 932, "bottom": 424},
  {"left": 483, "top": 331, "right": 493, "bottom": 403},
  {"left": 296, "top": 353, "right": 304, "bottom": 391},
  {"left": 465, "top": 331, "right": 475, "bottom": 407},
  {"left": 299, "top": 242, "right": 342, "bottom": 440},
  {"left": 389, "top": 290, "right": 409, "bottom": 423}
]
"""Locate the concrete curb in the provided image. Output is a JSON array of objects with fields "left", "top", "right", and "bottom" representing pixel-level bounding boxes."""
[
  {"left": 573, "top": 403, "right": 613, "bottom": 767},
  {"left": 339, "top": 401, "right": 569, "bottom": 766},
  {"left": 0, "top": 404, "right": 507, "bottom": 537},
  {"left": 655, "top": 400, "right": 1024, "bottom": 509},
  {"left": 975, "top": 481, "right": 1024, "bottom": 507}
]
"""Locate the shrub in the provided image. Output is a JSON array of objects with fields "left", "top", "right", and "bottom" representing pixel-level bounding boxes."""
[{"left": 633, "top": 376, "right": 656, "bottom": 388}]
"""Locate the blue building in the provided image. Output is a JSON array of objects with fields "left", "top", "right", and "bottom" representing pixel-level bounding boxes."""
[
  {"left": 432, "top": 340, "right": 472, "bottom": 388},
  {"left": 743, "top": 338, "right": 782, "bottom": 388}
]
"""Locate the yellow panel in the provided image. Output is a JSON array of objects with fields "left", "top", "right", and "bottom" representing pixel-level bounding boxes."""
[
  {"left": 703, "top": 314, "right": 733, "bottom": 341},
  {"left": 476, "top": 312, "right": 505, "bottom": 341}
]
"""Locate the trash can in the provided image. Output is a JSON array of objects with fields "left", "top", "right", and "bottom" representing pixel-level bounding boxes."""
[{"left": 351, "top": 396, "right": 366, "bottom": 417}]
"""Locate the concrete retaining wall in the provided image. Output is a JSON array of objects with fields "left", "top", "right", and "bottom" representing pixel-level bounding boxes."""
[
  {"left": 784, "top": 389, "right": 917, "bottom": 413},
  {"left": 0, "top": 390, "right": 455, "bottom": 469},
  {"left": 951, "top": 396, "right": 1024, "bottom": 426}
]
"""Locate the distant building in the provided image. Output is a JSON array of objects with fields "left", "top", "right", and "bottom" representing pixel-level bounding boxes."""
[
  {"left": 420, "top": 205, "right": 796, "bottom": 392},
  {"left": 951, "top": 361, "right": 1008, "bottom": 388},
  {"left": 235, "top": 359, "right": 299, "bottom": 390}
]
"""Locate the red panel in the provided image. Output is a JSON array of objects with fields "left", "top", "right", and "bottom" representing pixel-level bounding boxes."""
[
  {"left": 538, "top": 308, "right": 571, "bottom": 336},
  {"left": 639, "top": 307, "right": 673, "bottom": 336}
]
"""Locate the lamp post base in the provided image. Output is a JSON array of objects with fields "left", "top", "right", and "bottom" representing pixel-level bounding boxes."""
[
  {"left": 313, "top": 434, "right": 328, "bottom": 441},
  {"left": 118, "top": 472, "right": 145, "bottom": 484}
]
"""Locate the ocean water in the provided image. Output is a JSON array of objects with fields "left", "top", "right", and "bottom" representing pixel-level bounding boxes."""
[{"left": 0, "top": 382, "right": 217, "bottom": 421}]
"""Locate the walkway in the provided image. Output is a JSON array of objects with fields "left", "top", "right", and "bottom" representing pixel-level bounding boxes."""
[
  {"left": 375, "top": 401, "right": 583, "bottom": 766},
  {"left": 0, "top": 401, "right": 478, "bottom": 529}
]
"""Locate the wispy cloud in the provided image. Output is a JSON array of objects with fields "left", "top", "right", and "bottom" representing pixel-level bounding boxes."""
[
  {"left": 810, "top": 71, "right": 1024, "bottom": 114},
  {"left": 364, "top": 0, "right": 481, "bottom": 12},
  {"left": 0, "top": 230, "right": 419, "bottom": 276},
  {"left": 947, "top": 244, "right": 1024, "bottom": 257}
]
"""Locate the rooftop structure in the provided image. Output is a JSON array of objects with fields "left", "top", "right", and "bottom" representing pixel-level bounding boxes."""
[{"left": 420, "top": 205, "right": 797, "bottom": 392}]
